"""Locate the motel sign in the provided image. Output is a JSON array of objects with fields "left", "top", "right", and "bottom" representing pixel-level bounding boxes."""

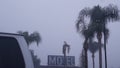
[{"left": 48, "top": 55, "right": 75, "bottom": 66}]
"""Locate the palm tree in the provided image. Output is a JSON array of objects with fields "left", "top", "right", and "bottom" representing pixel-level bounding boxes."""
[
  {"left": 103, "top": 5, "right": 119, "bottom": 68},
  {"left": 17, "top": 31, "right": 41, "bottom": 46},
  {"left": 90, "top": 5, "right": 119, "bottom": 68},
  {"left": 63, "top": 41, "right": 70, "bottom": 68},
  {"left": 76, "top": 27, "right": 95, "bottom": 68},
  {"left": 17, "top": 31, "right": 41, "bottom": 68},
  {"left": 76, "top": 6, "right": 95, "bottom": 68},
  {"left": 90, "top": 6, "right": 105, "bottom": 68},
  {"left": 76, "top": 4, "right": 119, "bottom": 68}
]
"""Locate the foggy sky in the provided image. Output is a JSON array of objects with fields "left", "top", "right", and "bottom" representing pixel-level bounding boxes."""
[{"left": 0, "top": 0, "right": 120, "bottom": 68}]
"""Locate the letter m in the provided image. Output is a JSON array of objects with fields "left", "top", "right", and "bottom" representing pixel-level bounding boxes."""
[{"left": 48, "top": 55, "right": 56, "bottom": 65}]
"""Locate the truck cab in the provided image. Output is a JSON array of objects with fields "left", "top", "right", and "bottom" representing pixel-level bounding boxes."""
[{"left": 0, "top": 33, "right": 34, "bottom": 68}]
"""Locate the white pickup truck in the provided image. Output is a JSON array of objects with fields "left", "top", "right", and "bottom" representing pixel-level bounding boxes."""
[{"left": 0, "top": 33, "right": 34, "bottom": 68}]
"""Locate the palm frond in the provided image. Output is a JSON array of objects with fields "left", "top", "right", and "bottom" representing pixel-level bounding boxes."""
[
  {"left": 17, "top": 31, "right": 41, "bottom": 46},
  {"left": 30, "top": 32, "right": 41, "bottom": 45},
  {"left": 76, "top": 8, "right": 91, "bottom": 33},
  {"left": 104, "top": 4, "right": 120, "bottom": 22},
  {"left": 91, "top": 5, "right": 106, "bottom": 24}
]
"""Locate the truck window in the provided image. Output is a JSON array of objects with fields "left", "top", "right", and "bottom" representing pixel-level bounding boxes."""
[{"left": 0, "top": 36, "right": 25, "bottom": 68}]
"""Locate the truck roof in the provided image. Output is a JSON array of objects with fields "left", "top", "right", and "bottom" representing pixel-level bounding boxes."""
[{"left": 0, "top": 32, "right": 23, "bottom": 36}]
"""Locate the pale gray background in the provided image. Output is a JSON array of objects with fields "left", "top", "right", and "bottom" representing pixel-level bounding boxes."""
[{"left": 0, "top": 0, "right": 120, "bottom": 68}]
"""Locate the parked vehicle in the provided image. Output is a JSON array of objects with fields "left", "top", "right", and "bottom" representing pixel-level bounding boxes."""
[{"left": 0, "top": 32, "right": 34, "bottom": 68}]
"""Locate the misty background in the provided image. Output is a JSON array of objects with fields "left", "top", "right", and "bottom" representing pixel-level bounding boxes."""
[{"left": 0, "top": 0, "right": 120, "bottom": 68}]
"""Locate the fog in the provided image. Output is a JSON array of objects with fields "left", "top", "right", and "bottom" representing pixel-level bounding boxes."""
[{"left": 0, "top": 0, "right": 120, "bottom": 68}]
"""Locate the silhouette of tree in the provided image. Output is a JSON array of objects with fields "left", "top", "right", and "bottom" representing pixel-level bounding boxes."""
[
  {"left": 17, "top": 31, "right": 41, "bottom": 68},
  {"left": 17, "top": 31, "right": 41, "bottom": 46},
  {"left": 76, "top": 4, "right": 119, "bottom": 68},
  {"left": 76, "top": 7, "right": 95, "bottom": 68}
]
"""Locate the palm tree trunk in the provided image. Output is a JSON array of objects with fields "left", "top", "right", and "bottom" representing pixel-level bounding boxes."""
[
  {"left": 84, "top": 48, "right": 88, "bottom": 68},
  {"left": 99, "top": 43, "right": 102, "bottom": 68},
  {"left": 97, "top": 32, "right": 102, "bottom": 68},
  {"left": 64, "top": 53, "right": 67, "bottom": 68},
  {"left": 83, "top": 38, "right": 88, "bottom": 68},
  {"left": 104, "top": 35, "right": 107, "bottom": 68},
  {"left": 81, "top": 49, "right": 85, "bottom": 68},
  {"left": 104, "top": 23, "right": 107, "bottom": 68},
  {"left": 92, "top": 53, "right": 95, "bottom": 68}
]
